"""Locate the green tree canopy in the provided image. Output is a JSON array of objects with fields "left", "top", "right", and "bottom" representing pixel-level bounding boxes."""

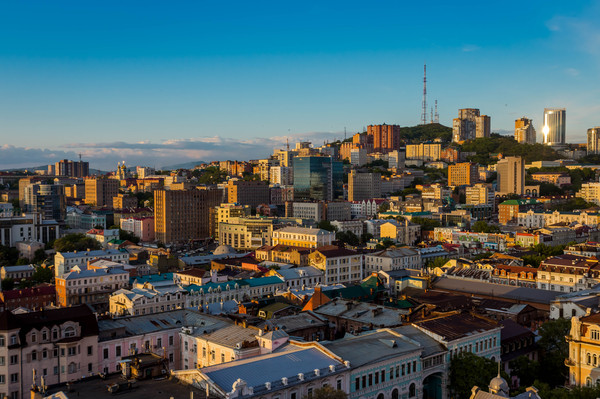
[
  {"left": 450, "top": 352, "right": 508, "bottom": 399},
  {"left": 53, "top": 233, "right": 102, "bottom": 252},
  {"left": 411, "top": 216, "right": 441, "bottom": 231},
  {"left": 302, "top": 386, "right": 348, "bottom": 399},
  {"left": 317, "top": 220, "right": 337, "bottom": 232},
  {"left": 472, "top": 220, "right": 501, "bottom": 234},
  {"left": 460, "top": 135, "right": 560, "bottom": 164}
]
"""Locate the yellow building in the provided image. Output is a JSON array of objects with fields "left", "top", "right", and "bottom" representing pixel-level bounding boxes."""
[
  {"left": 567, "top": 314, "right": 600, "bottom": 387},
  {"left": 405, "top": 143, "right": 441, "bottom": 161},
  {"left": 211, "top": 203, "right": 251, "bottom": 237},
  {"left": 308, "top": 246, "right": 363, "bottom": 284},
  {"left": 448, "top": 162, "right": 479, "bottom": 186},
  {"left": 271, "top": 226, "right": 335, "bottom": 248},
  {"left": 380, "top": 220, "right": 421, "bottom": 245}
]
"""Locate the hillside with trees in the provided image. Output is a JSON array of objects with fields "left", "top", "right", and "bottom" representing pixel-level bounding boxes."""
[
  {"left": 460, "top": 134, "right": 561, "bottom": 164},
  {"left": 398, "top": 123, "right": 452, "bottom": 143}
]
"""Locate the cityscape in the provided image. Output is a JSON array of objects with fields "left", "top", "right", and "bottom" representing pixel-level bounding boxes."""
[{"left": 2, "top": 2, "right": 600, "bottom": 399}]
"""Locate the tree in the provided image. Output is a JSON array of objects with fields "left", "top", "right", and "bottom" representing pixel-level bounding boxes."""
[
  {"left": 375, "top": 238, "right": 395, "bottom": 250},
  {"left": 536, "top": 318, "right": 570, "bottom": 387},
  {"left": 450, "top": 352, "right": 507, "bottom": 399},
  {"left": 0, "top": 245, "right": 20, "bottom": 266},
  {"left": 336, "top": 231, "right": 360, "bottom": 247},
  {"left": 53, "top": 233, "right": 102, "bottom": 252},
  {"left": 33, "top": 248, "right": 47, "bottom": 264},
  {"left": 426, "top": 257, "right": 448, "bottom": 270},
  {"left": 302, "top": 386, "right": 347, "bottom": 399},
  {"left": 118, "top": 229, "right": 140, "bottom": 244},
  {"left": 472, "top": 220, "right": 501, "bottom": 234},
  {"left": 411, "top": 216, "right": 441, "bottom": 231},
  {"left": 360, "top": 233, "right": 374, "bottom": 244},
  {"left": 1, "top": 278, "right": 14, "bottom": 290},
  {"left": 317, "top": 220, "right": 337, "bottom": 232},
  {"left": 509, "top": 355, "right": 540, "bottom": 388},
  {"left": 378, "top": 202, "right": 390, "bottom": 213},
  {"left": 31, "top": 266, "right": 53, "bottom": 284}
]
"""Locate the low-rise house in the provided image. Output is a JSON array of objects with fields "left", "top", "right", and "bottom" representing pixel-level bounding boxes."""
[
  {"left": 490, "top": 265, "right": 537, "bottom": 288},
  {"left": 309, "top": 246, "right": 363, "bottom": 285},
  {"left": 55, "top": 266, "right": 129, "bottom": 310},
  {"left": 271, "top": 226, "right": 335, "bottom": 248},
  {"left": 500, "top": 319, "right": 537, "bottom": 388},
  {"left": 0, "top": 265, "right": 35, "bottom": 281},
  {"left": 413, "top": 312, "right": 502, "bottom": 361},
  {"left": 365, "top": 248, "right": 422, "bottom": 273},
  {"left": 109, "top": 284, "right": 187, "bottom": 317},
  {"left": 267, "top": 266, "right": 324, "bottom": 289},
  {"left": 257, "top": 312, "right": 332, "bottom": 341},
  {"left": 0, "top": 285, "right": 55, "bottom": 311},
  {"left": 380, "top": 221, "right": 421, "bottom": 246},
  {"left": 255, "top": 244, "right": 312, "bottom": 266},
  {"left": 54, "top": 249, "right": 130, "bottom": 277},
  {"left": 550, "top": 287, "right": 600, "bottom": 319},
  {"left": 85, "top": 228, "right": 120, "bottom": 247}
]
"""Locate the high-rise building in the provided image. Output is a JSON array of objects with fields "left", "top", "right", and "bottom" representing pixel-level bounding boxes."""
[
  {"left": 466, "top": 183, "right": 495, "bottom": 206},
  {"left": 55, "top": 159, "right": 90, "bottom": 177},
  {"left": 388, "top": 150, "right": 405, "bottom": 169},
  {"left": 497, "top": 156, "right": 525, "bottom": 195},
  {"left": 154, "top": 188, "right": 222, "bottom": 243},
  {"left": 542, "top": 108, "right": 566, "bottom": 146},
  {"left": 348, "top": 171, "right": 381, "bottom": 202},
  {"left": 293, "top": 156, "right": 343, "bottom": 201},
  {"left": 452, "top": 108, "right": 491, "bottom": 142},
  {"left": 475, "top": 115, "right": 491, "bottom": 138},
  {"left": 515, "top": 117, "right": 537, "bottom": 145},
  {"left": 227, "top": 179, "right": 270, "bottom": 207},
  {"left": 269, "top": 166, "right": 293, "bottom": 186},
  {"left": 405, "top": 143, "right": 442, "bottom": 161},
  {"left": 587, "top": 127, "right": 600, "bottom": 155},
  {"left": 84, "top": 177, "right": 119, "bottom": 207},
  {"left": 24, "top": 183, "right": 66, "bottom": 221},
  {"left": 350, "top": 148, "right": 367, "bottom": 167},
  {"left": 367, "top": 124, "right": 400, "bottom": 153},
  {"left": 448, "top": 162, "right": 479, "bottom": 186}
]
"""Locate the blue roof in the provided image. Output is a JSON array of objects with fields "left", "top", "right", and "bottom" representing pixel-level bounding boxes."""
[
  {"left": 58, "top": 249, "right": 126, "bottom": 258},
  {"left": 63, "top": 268, "right": 128, "bottom": 280},
  {"left": 185, "top": 280, "right": 249, "bottom": 293},
  {"left": 134, "top": 273, "right": 174, "bottom": 283},
  {"left": 242, "top": 276, "right": 285, "bottom": 287},
  {"left": 203, "top": 347, "right": 342, "bottom": 391}
]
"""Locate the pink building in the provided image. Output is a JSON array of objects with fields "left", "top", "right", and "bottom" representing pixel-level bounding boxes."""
[
  {"left": 97, "top": 309, "right": 228, "bottom": 374},
  {"left": 120, "top": 217, "right": 155, "bottom": 242},
  {"left": 0, "top": 305, "right": 98, "bottom": 399}
]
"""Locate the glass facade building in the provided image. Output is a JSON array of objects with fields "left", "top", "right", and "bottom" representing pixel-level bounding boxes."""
[
  {"left": 293, "top": 156, "right": 343, "bottom": 201},
  {"left": 543, "top": 108, "right": 566, "bottom": 146}
]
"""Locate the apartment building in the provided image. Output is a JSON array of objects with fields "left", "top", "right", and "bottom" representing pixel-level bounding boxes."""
[
  {"left": 348, "top": 171, "right": 381, "bottom": 202},
  {"left": 227, "top": 180, "right": 270, "bottom": 208},
  {"left": 308, "top": 246, "right": 363, "bottom": 285},
  {"left": 54, "top": 249, "right": 130, "bottom": 277},
  {"left": 120, "top": 216, "right": 155, "bottom": 242},
  {"left": 109, "top": 285, "right": 187, "bottom": 317},
  {"left": 84, "top": 177, "right": 119, "bottom": 207},
  {"left": 55, "top": 266, "right": 129, "bottom": 309},
  {"left": 405, "top": 143, "right": 441, "bottom": 161},
  {"left": 271, "top": 226, "right": 335, "bottom": 248},
  {"left": 448, "top": 162, "right": 479, "bottom": 186},
  {"left": 365, "top": 247, "right": 422, "bottom": 273}
]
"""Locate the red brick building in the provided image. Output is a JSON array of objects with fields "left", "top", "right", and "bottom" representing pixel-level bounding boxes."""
[{"left": 0, "top": 285, "right": 56, "bottom": 311}]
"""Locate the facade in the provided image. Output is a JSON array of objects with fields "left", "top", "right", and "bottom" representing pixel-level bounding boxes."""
[
  {"left": 65, "top": 209, "right": 106, "bottom": 230},
  {"left": 405, "top": 143, "right": 441, "bottom": 161},
  {"left": 109, "top": 285, "right": 187, "bottom": 317},
  {"left": 530, "top": 172, "right": 571, "bottom": 187},
  {"left": 496, "top": 156, "right": 524, "bottom": 195},
  {"left": 54, "top": 249, "right": 130, "bottom": 277},
  {"left": 515, "top": 117, "right": 536, "bottom": 145},
  {"left": 84, "top": 177, "right": 119, "bottom": 207},
  {"left": 466, "top": 184, "right": 495, "bottom": 207},
  {"left": 588, "top": 127, "right": 600, "bottom": 155},
  {"left": 537, "top": 254, "right": 599, "bottom": 292},
  {"left": 452, "top": 109, "right": 489, "bottom": 142},
  {"left": 23, "top": 184, "right": 66, "bottom": 221},
  {"left": 542, "top": 108, "right": 566, "bottom": 146},
  {"left": 365, "top": 248, "right": 422, "bottom": 273},
  {"left": 350, "top": 148, "right": 367, "bottom": 167},
  {"left": 227, "top": 180, "right": 270, "bottom": 208},
  {"left": 293, "top": 156, "right": 344, "bottom": 201},
  {"left": 55, "top": 266, "right": 129, "bottom": 309},
  {"left": 380, "top": 221, "right": 421, "bottom": 246},
  {"left": 0, "top": 213, "right": 60, "bottom": 247},
  {"left": 271, "top": 226, "right": 334, "bottom": 248},
  {"left": 211, "top": 203, "right": 252, "bottom": 238},
  {"left": 267, "top": 266, "right": 324, "bottom": 289},
  {"left": 290, "top": 202, "right": 323, "bottom": 222},
  {"left": 269, "top": 166, "right": 293, "bottom": 186},
  {"left": 54, "top": 159, "right": 89, "bottom": 177},
  {"left": 348, "top": 171, "right": 381, "bottom": 202},
  {"left": 331, "top": 220, "right": 364, "bottom": 237},
  {"left": 308, "top": 246, "right": 363, "bottom": 285},
  {"left": 0, "top": 285, "right": 55, "bottom": 312},
  {"left": 0, "top": 265, "right": 35, "bottom": 281},
  {"left": 112, "top": 193, "right": 138, "bottom": 209},
  {"left": 498, "top": 199, "right": 541, "bottom": 225},
  {"left": 154, "top": 188, "right": 221, "bottom": 243},
  {"left": 0, "top": 306, "right": 98, "bottom": 399},
  {"left": 577, "top": 183, "right": 600, "bottom": 206},
  {"left": 566, "top": 313, "right": 600, "bottom": 387},
  {"left": 218, "top": 217, "right": 275, "bottom": 250},
  {"left": 367, "top": 124, "right": 401, "bottom": 153},
  {"left": 120, "top": 216, "right": 155, "bottom": 242},
  {"left": 448, "top": 163, "right": 478, "bottom": 187}
]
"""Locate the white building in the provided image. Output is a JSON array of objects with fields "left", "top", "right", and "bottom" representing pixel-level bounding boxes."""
[
  {"left": 271, "top": 226, "right": 335, "bottom": 248},
  {"left": 331, "top": 220, "right": 364, "bottom": 237},
  {"left": 54, "top": 249, "right": 130, "bottom": 277},
  {"left": 365, "top": 247, "right": 422, "bottom": 273}
]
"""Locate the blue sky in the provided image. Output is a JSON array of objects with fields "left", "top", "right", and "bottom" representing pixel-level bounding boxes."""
[{"left": 0, "top": 1, "right": 599, "bottom": 169}]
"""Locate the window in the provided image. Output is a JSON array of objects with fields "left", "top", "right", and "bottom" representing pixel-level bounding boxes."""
[
  {"left": 169, "top": 353, "right": 174, "bottom": 363},
  {"left": 64, "top": 327, "right": 76, "bottom": 338},
  {"left": 0, "top": 335, "right": 4, "bottom": 346},
  {"left": 103, "top": 348, "right": 109, "bottom": 359},
  {"left": 221, "top": 354, "right": 225, "bottom": 363},
  {"left": 31, "top": 333, "right": 36, "bottom": 343},
  {"left": 53, "top": 367, "right": 59, "bottom": 376},
  {"left": 32, "top": 351, "right": 37, "bottom": 361},
  {"left": 10, "top": 335, "right": 17, "bottom": 345},
  {"left": 87, "top": 346, "right": 93, "bottom": 356},
  {"left": 116, "top": 346, "right": 121, "bottom": 357},
  {"left": 307, "top": 388, "right": 313, "bottom": 398},
  {"left": 169, "top": 336, "right": 174, "bottom": 346},
  {"left": 0, "top": 375, "right": 4, "bottom": 384},
  {"left": 368, "top": 374, "right": 372, "bottom": 386},
  {"left": 0, "top": 357, "right": 3, "bottom": 366},
  {"left": 9, "top": 355, "right": 17, "bottom": 365},
  {"left": 362, "top": 376, "right": 366, "bottom": 388},
  {"left": 10, "top": 373, "right": 18, "bottom": 383}
]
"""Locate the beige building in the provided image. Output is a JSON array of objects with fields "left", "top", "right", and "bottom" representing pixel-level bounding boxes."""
[
  {"left": 348, "top": 171, "right": 381, "bottom": 202},
  {"left": 567, "top": 314, "right": 600, "bottom": 387},
  {"left": 588, "top": 127, "right": 600, "bottom": 155},
  {"left": 219, "top": 217, "right": 275, "bottom": 250},
  {"left": 466, "top": 183, "right": 495, "bottom": 208},
  {"left": 497, "top": 156, "right": 524, "bottom": 195},
  {"left": 227, "top": 179, "right": 270, "bottom": 207},
  {"left": 269, "top": 166, "right": 293, "bottom": 185},
  {"left": 405, "top": 143, "right": 441, "bottom": 161},
  {"left": 211, "top": 203, "right": 251, "bottom": 238},
  {"left": 475, "top": 115, "right": 491, "bottom": 138},
  {"left": 448, "top": 162, "right": 479, "bottom": 186},
  {"left": 84, "top": 177, "right": 119, "bottom": 207},
  {"left": 380, "top": 220, "right": 421, "bottom": 245},
  {"left": 515, "top": 117, "right": 537, "bottom": 144},
  {"left": 421, "top": 184, "right": 452, "bottom": 201},
  {"left": 577, "top": 183, "right": 600, "bottom": 206},
  {"left": 109, "top": 284, "right": 186, "bottom": 317},
  {"left": 271, "top": 226, "right": 335, "bottom": 248},
  {"left": 452, "top": 108, "right": 490, "bottom": 142},
  {"left": 154, "top": 188, "right": 222, "bottom": 243},
  {"left": 308, "top": 246, "right": 363, "bottom": 284},
  {"left": 112, "top": 193, "right": 138, "bottom": 209}
]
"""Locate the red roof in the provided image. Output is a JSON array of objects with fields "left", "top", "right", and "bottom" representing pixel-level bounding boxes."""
[{"left": 1, "top": 286, "right": 55, "bottom": 300}]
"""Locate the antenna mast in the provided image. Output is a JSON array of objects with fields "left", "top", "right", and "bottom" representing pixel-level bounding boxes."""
[
  {"left": 421, "top": 63, "right": 427, "bottom": 125},
  {"left": 434, "top": 100, "right": 439, "bottom": 123}
]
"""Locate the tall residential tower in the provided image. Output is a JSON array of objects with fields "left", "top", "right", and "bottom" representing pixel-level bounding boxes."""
[{"left": 542, "top": 108, "right": 566, "bottom": 147}]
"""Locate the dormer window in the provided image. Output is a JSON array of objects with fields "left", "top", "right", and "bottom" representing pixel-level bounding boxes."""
[
  {"left": 64, "top": 326, "right": 76, "bottom": 338},
  {"left": 10, "top": 335, "right": 17, "bottom": 345}
]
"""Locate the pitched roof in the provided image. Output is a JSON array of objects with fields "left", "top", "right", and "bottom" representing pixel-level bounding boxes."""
[{"left": 414, "top": 312, "right": 498, "bottom": 341}]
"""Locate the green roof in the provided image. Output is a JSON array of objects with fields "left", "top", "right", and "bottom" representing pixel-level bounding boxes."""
[{"left": 499, "top": 199, "right": 539, "bottom": 206}]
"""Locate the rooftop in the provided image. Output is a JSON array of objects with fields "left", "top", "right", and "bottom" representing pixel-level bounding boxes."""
[{"left": 274, "top": 226, "right": 333, "bottom": 236}]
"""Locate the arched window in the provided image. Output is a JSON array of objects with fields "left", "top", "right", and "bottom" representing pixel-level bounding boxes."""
[
  {"left": 64, "top": 326, "right": 76, "bottom": 338},
  {"left": 392, "top": 389, "right": 399, "bottom": 399},
  {"left": 409, "top": 383, "right": 416, "bottom": 397},
  {"left": 588, "top": 353, "right": 592, "bottom": 365},
  {"left": 587, "top": 377, "right": 592, "bottom": 387},
  {"left": 594, "top": 355, "right": 597, "bottom": 367}
]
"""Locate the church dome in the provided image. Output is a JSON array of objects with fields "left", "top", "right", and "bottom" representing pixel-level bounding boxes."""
[
  {"left": 213, "top": 244, "right": 236, "bottom": 256},
  {"left": 489, "top": 374, "right": 509, "bottom": 397}
]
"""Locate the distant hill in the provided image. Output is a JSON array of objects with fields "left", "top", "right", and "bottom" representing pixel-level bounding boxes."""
[
  {"left": 161, "top": 161, "right": 207, "bottom": 170},
  {"left": 398, "top": 123, "right": 452, "bottom": 143}
]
